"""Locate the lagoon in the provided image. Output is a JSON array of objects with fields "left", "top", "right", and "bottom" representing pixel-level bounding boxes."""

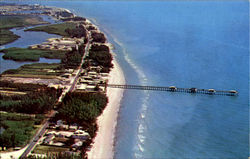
[
  {"left": 0, "top": 53, "right": 60, "bottom": 74},
  {"left": 0, "top": 15, "right": 61, "bottom": 73}
]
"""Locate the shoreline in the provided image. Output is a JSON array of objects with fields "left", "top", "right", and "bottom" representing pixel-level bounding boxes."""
[
  {"left": 86, "top": 17, "right": 126, "bottom": 159},
  {"left": 87, "top": 58, "right": 125, "bottom": 159},
  {"left": 0, "top": 4, "right": 126, "bottom": 158}
]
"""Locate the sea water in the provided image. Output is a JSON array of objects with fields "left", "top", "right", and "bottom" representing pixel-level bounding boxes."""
[{"left": 5, "top": 1, "right": 249, "bottom": 158}]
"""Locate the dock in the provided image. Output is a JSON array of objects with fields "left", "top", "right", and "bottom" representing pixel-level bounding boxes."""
[{"left": 106, "top": 84, "right": 238, "bottom": 96}]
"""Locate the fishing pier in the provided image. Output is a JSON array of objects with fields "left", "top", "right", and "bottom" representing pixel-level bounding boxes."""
[{"left": 106, "top": 84, "right": 238, "bottom": 96}]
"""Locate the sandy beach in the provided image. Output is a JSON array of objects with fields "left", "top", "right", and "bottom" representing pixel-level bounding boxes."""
[
  {"left": 87, "top": 58, "right": 125, "bottom": 159},
  {"left": 0, "top": 145, "right": 28, "bottom": 159}
]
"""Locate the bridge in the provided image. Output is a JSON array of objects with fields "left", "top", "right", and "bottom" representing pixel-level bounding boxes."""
[{"left": 106, "top": 84, "right": 238, "bottom": 96}]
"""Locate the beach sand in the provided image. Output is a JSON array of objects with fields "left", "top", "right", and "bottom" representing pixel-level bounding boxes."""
[
  {"left": 0, "top": 145, "right": 28, "bottom": 159},
  {"left": 87, "top": 58, "right": 125, "bottom": 159}
]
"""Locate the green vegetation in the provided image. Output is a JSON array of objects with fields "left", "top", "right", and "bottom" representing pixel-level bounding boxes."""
[
  {"left": 62, "top": 16, "right": 86, "bottom": 22},
  {"left": 0, "top": 81, "right": 62, "bottom": 114},
  {"left": 26, "top": 22, "right": 87, "bottom": 38},
  {"left": 64, "top": 24, "right": 87, "bottom": 38},
  {"left": 56, "top": 92, "right": 108, "bottom": 138},
  {"left": 91, "top": 32, "right": 106, "bottom": 43},
  {"left": 26, "top": 22, "right": 79, "bottom": 37},
  {"left": 32, "top": 145, "right": 69, "bottom": 154},
  {"left": 0, "top": 29, "right": 20, "bottom": 45},
  {"left": 88, "top": 44, "right": 113, "bottom": 72},
  {"left": 86, "top": 25, "right": 96, "bottom": 31},
  {"left": 0, "top": 112, "right": 44, "bottom": 149},
  {"left": 62, "top": 51, "right": 82, "bottom": 69},
  {"left": 0, "top": 74, "right": 58, "bottom": 79},
  {"left": 0, "top": 47, "right": 67, "bottom": 61},
  {"left": 53, "top": 92, "right": 108, "bottom": 157},
  {"left": 23, "top": 152, "right": 83, "bottom": 159},
  {"left": 0, "top": 15, "right": 48, "bottom": 30},
  {"left": 2, "top": 63, "right": 64, "bottom": 76},
  {"left": 0, "top": 81, "right": 49, "bottom": 92},
  {"left": 0, "top": 82, "right": 60, "bottom": 150},
  {"left": 0, "top": 112, "right": 44, "bottom": 125},
  {"left": 61, "top": 45, "right": 85, "bottom": 69},
  {"left": 0, "top": 15, "right": 48, "bottom": 45}
]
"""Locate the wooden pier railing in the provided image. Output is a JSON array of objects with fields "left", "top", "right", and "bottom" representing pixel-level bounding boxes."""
[{"left": 106, "top": 84, "right": 238, "bottom": 96}]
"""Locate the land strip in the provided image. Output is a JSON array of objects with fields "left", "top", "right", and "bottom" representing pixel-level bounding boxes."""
[
  {"left": 0, "top": 3, "right": 122, "bottom": 159},
  {"left": 0, "top": 47, "right": 67, "bottom": 61}
]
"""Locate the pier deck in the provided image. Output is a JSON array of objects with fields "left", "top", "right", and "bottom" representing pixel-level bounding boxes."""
[{"left": 106, "top": 84, "right": 238, "bottom": 96}]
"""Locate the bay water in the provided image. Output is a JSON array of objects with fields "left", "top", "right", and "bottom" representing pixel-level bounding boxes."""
[{"left": 0, "top": 15, "right": 61, "bottom": 73}]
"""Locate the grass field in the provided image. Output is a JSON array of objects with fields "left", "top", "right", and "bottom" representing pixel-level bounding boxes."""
[
  {"left": 0, "top": 90, "right": 27, "bottom": 95},
  {"left": 0, "top": 47, "right": 67, "bottom": 61},
  {"left": 0, "top": 112, "right": 44, "bottom": 148},
  {"left": 0, "top": 29, "right": 20, "bottom": 45},
  {"left": 20, "top": 63, "right": 62, "bottom": 69},
  {"left": 0, "top": 15, "right": 48, "bottom": 30},
  {"left": 32, "top": 145, "right": 69, "bottom": 154},
  {"left": 2, "top": 63, "right": 64, "bottom": 77},
  {"left": 26, "top": 22, "right": 78, "bottom": 37},
  {"left": 1, "top": 74, "right": 59, "bottom": 79},
  {"left": 0, "top": 15, "right": 49, "bottom": 45}
]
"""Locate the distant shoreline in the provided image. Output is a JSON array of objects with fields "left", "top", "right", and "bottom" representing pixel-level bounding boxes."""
[{"left": 87, "top": 41, "right": 125, "bottom": 159}]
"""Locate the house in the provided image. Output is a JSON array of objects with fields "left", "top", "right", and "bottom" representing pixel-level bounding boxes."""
[
  {"left": 57, "top": 133, "right": 65, "bottom": 138},
  {"left": 51, "top": 131, "right": 73, "bottom": 138},
  {"left": 89, "top": 66, "right": 102, "bottom": 72},
  {"left": 88, "top": 71, "right": 98, "bottom": 76},
  {"left": 71, "top": 141, "right": 83, "bottom": 149},
  {"left": 99, "top": 86, "right": 106, "bottom": 92},
  {"left": 69, "top": 125, "right": 78, "bottom": 131},
  {"left": 46, "top": 131, "right": 56, "bottom": 136},
  {"left": 71, "top": 130, "right": 90, "bottom": 140},
  {"left": 61, "top": 73, "right": 71, "bottom": 78},
  {"left": 57, "top": 120, "right": 64, "bottom": 126},
  {"left": 71, "top": 135, "right": 88, "bottom": 140},
  {"left": 76, "top": 84, "right": 87, "bottom": 91},
  {"left": 100, "top": 73, "right": 109, "bottom": 77},
  {"left": 49, "top": 123, "right": 56, "bottom": 129},
  {"left": 74, "top": 130, "right": 88, "bottom": 135},
  {"left": 43, "top": 134, "right": 54, "bottom": 145},
  {"left": 86, "top": 85, "right": 96, "bottom": 91}
]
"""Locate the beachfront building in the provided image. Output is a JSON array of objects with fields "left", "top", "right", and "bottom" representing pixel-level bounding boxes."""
[
  {"left": 76, "top": 68, "right": 108, "bottom": 92},
  {"left": 30, "top": 37, "right": 84, "bottom": 51}
]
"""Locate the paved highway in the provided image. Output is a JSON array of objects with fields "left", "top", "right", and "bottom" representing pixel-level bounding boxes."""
[
  {"left": 69, "top": 31, "right": 90, "bottom": 92},
  {"left": 19, "top": 30, "right": 91, "bottom": 158},
  {"left": 19, "top": 121, "right": 49, "bottom": 158}
]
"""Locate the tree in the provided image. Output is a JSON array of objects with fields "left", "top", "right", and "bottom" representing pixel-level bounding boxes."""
[
  {"left": 57, "top": 92, "right": 108, "bottom": 124},
  {"left": 91, "top": 32, "right": 106, "bottom": 43}
]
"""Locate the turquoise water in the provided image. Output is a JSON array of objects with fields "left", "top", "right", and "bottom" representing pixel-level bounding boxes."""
[{"left": 3, "top": 1, "right": 249, "bottom": 158}]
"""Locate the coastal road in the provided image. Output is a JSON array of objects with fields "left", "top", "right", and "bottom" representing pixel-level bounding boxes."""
[
  {"left": 69, "top": 30, "right": 91, "bottom": 92},
  {"left": 19, "top": 30, "right": 92, "bottom": 159},
  {"left": 19, "top": 120, "right": 49, "bottom": 158}
]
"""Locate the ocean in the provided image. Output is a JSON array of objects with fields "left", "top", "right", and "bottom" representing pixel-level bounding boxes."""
[{"left": 2, "top": 1, "right": 249, "bottom": 158}]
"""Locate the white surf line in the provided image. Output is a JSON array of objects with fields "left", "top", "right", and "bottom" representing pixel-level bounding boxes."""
[
  {"left": 88, "top": 17, "right": 151, "bottom": 158},
  {"left": 111, "top": 36, "right": 150, "bottom": 159}
]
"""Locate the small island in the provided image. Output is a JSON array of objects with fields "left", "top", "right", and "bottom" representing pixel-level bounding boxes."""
[{"left": 0, "top": 3, "right": 124, "bottom": 159}]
